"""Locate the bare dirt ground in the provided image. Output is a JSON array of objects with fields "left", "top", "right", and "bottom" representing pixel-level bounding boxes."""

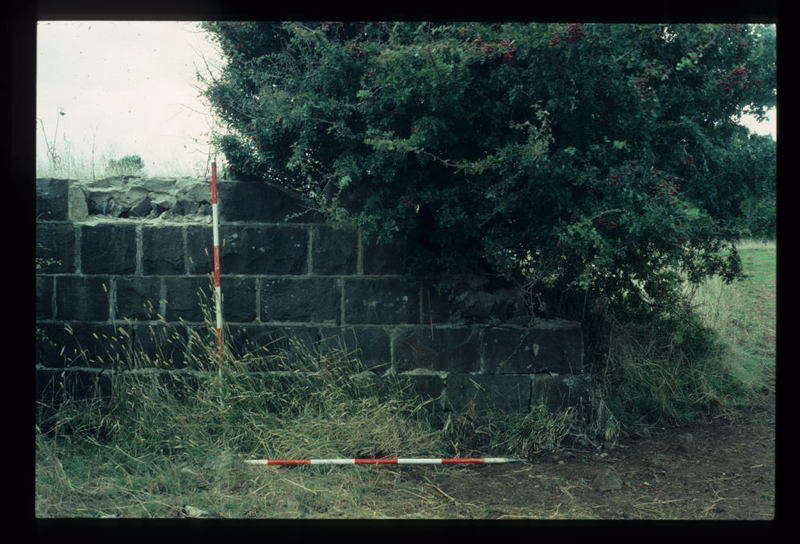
[{"left": 408, "top": 364, "right": 775, "bottom": 521}]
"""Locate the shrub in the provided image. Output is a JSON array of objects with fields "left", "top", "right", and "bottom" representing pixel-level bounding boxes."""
[
  {"left": 199, "top": 22, "right": 775, "bottom": 321},
  {"left": 106, "top": 154, "right": 145, "bottom": 177}
]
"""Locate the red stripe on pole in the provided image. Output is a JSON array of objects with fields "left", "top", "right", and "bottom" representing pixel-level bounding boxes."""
[
  {"left": 441, "top": 458, "right": 485, "bottom": 464},
  {"left": 211, "top": 162, "right": 218, "bottom": 204},
  {"left": 354, "top": 458, "right": 399, "bottom": 464}
]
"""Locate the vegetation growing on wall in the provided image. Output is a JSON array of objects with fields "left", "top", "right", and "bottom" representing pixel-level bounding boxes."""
[{"left": 106, "top": 154, "right": 146, "bottom": 177}]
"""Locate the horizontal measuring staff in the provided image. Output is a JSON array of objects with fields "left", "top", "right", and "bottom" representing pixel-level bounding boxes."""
[{"left": 244, "top": 458, "right": 525, "bottom": 466}]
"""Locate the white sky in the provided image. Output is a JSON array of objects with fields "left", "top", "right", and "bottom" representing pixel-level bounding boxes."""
[
  {"left": 36, "top": 21, "right": 226, "bottom": 178},
  {"left": 36, "top": 21, "right": 777, "bottom": 179}
]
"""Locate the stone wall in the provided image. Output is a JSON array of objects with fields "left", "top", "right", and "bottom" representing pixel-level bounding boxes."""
[{"left": 36, "top": 176, "right": 587, "bottom": 416}]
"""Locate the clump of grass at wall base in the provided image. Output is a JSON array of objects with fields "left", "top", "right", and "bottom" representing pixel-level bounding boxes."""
[
  {"left": 36, "top": 284, "right": 591, "bottom": 517},
  {"left": 36, "top": 290, "right": 435, "bottom": 517},
  {"left": 590, "top": 239, "right": 775, "bottom": 428}
]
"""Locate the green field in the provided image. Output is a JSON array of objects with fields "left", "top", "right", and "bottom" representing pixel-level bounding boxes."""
[{"left": 695, "top": 239, "right": 776, "bottom": 376}]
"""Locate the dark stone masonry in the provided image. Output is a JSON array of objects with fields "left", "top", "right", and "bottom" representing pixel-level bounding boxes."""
[{"left": 36, "top": 176, "right": 588, "bottom": 415}]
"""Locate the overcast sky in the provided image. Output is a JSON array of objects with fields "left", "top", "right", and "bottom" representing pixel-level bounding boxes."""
[
  {"left": 36, "top": 21, "right": 226, "bottom": 178},
  {"left": 36, "top": 21, "right": 777, "bottom": 179}
]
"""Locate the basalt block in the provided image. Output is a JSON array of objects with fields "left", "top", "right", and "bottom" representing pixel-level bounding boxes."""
[
  {"left": 80, "top": 224, "right": 137, "bottom": 274},
  {"left": 164, "top": 276, "right": 214, "bottom": 322},
  {"left": 261, "top": 277, "right": 339, "bottom": 324},
  {"left": 36, "top": 368, "right": 113, "bottom": 405},
  {"left": 531, "top": 373, "right": 590, "bottom": 412},
  {"left": 36, "top": 178, "right": 69, "bottom": 220},
  {"left": 36, "top": 223, "right": 76, "bottom": 273},
  {"left": 220, "top": 276, "right": 258, "bottom": 322},
  {"left": 419, "top": 283, "right": 454, "bottom": 324},
  {"left": 115, "top": 277, "right": 162, "bottom": 320},
  {"left": 36, "top": 322, "right": 123, "bottom": 368},
  {"left": 343, "top": 278, "right": 419, "bottom": 324},
  {"left": 218, "top": 180, "right": 321, "bottom": 223},
  {"left": 311, "top": 226, "right": 358, "bottom": 275},
  {"left": 36, "top": 276, "right": 54, "bottom": 319},
  {"left": 481, "top": 320, "right": 583, "bottom": 374},
  {"left": 132, "top": 323, "right": 188, "bottom": 368},
  {"left": 397, "top": 373, "right": 446, "bottom": 412},
  {"left": 220, "top": 225, "right": 308, "bottom": 275},
  {"left": 393, "top": 326, "right": 480, "bottom": 373},
  {"left": 143, "top": 226, "right": 185, "bottom": 275},
  {"left": 221, "top": 324, "right": 322, "bottom": 371},
  {"left": 362, "top": 239, "right": 406, "bottom": 275},
  {"left": 185, "top": 225, "right": 213, "bottom": 274},
  {"left": 318, "top": 326, "right": 392, "bottom": 371},
  {"left": 445, "top": 374, "right": 531, "bottom": 414},
  {"left": 55, "top": 276, "right": 111, "bottom": 322},
  {"left": 36, "top": 322, "right": 76, "bottom": 368}
]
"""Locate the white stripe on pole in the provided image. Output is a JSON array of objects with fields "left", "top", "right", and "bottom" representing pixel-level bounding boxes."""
[
  {"left": 215, "top": 286, "right": 223, "bottom": 330},
  {"left": 211, "top": 203, "right": 220, "bottom": 247}
]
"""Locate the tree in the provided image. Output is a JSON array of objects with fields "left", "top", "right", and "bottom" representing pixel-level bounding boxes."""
[
  {"left": 728, "top": 132, "right": 776, "bottom": 239},
  {"left": 199, "top": 21, "right": 776, "bottom": 318}
]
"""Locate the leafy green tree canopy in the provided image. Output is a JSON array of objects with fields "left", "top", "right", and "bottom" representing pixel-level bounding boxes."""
[{"left": 200, "top": 21, "right": 775, "bottom": 316}]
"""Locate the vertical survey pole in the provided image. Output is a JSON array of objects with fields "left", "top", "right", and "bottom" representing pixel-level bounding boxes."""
[{"left": 211, "top": 161, "right": 223, "bottom": 373}]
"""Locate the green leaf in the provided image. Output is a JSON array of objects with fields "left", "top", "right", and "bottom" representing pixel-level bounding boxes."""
[{"left": 685, "top": 207, "right": 701, "bottom": 218}]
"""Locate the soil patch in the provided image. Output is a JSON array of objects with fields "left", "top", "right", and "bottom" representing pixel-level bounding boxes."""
[{"left": 416, "top": 366, "right": 775, "bottom": 520}]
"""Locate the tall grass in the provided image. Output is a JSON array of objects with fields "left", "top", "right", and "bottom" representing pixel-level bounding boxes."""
[
  {"left": 590, "top": 240, "right": 775, "bottom": 430},
  {"left": 36, "top": 117, "right": 210, "bottom": 180},
  {"left": 36, "top": 291, "right": 579, "bottom": 518},
  {"left": 36, "top": 318, "right": 440, "bottom": 517}
]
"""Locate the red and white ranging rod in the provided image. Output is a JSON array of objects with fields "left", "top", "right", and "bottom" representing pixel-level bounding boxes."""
[
  {"left": 211, "top": 160, "right": 223, "bottom": 371},
  {"left": 245, "top": 457, "right": 525, "bottom": 466}
]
